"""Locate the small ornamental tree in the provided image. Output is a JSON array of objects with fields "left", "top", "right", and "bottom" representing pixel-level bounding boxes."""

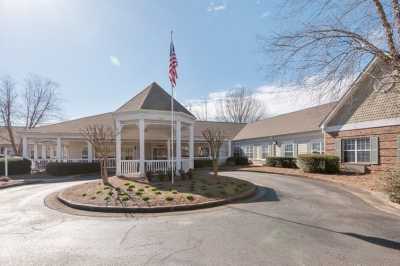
[
  {"left": 80, "top": 125, "right": 114, "bottom": 185},
  {"left": 202, "top": 128, "right": 225, "bottom": 176}
]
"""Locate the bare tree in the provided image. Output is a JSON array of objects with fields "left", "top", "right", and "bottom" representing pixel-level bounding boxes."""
[
  {"left": 0, "top": 74, "right": 61, "bottom": 155},
  {"left": 202, "top": 128, "right": 225, "bottom": 176},
  {"left": 260, "top": 0, "right": 400, "bottom": 101},
  {"left": 216, "top": 87, "right": 266, "bottom": 123},
  {"left": 80, "top": 125, "right": 115, "bottom": 185},
  {"left": 0, "top": 76, "right": 19, "bottom": 155},
  {"left": 23, "top": 74, "right": 61, "bottom": 129}
]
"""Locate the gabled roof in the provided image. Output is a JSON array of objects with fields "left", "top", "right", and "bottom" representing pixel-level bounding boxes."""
[
  {"left": 233, "top": 102, "right": 337, "bottom": 141},
  {"left": 115, "top": 82, "right": 195, "bottom": 118},
  {"left": 320, "top": 57, "right": 379, "bottom": 128}
]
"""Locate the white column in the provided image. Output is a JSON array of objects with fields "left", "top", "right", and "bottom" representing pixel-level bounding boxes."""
[
  {"left": 87, "top": 141, "right": 93, "bottom": 162},
  {"left": 228, "top": 140, "right": 232, "bottom": 157},
  {"left": 41, "top": 144, "right": 46, "bottom": 160},
  {"left": 167, "top": 139, "right": 171, "bottom": 160},
  {"left": 189, "top": 123, "right": 194, "bottom": 169},
  {"left": 33, "top": 143, "right": 38, "bottom": 161},
  {"left": 56, "top": 137, "right": 62, "bottom": 161},
  {"left": 139, "top": 119, "right": 145, "bottom": 176},
  {"left": 116, "top": 120, "right": 122, "bottom": 176},
  {"left": 49, "top": 146, "right": 54, "bottom": 160},
  {"left": 176, "top": 120, "right": 181, "bottom": 173},
  {"left": 22, "top": 136, "right": 28, "bottom": 158}
]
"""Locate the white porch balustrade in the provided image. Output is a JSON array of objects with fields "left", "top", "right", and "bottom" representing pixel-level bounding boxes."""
[{"left": 120, "top": 160, "right": 140, "bottom": 175}]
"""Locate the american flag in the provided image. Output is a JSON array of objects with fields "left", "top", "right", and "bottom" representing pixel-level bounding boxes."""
[{"left": 169, "top": 38, "right": 178, "bottom": 88}]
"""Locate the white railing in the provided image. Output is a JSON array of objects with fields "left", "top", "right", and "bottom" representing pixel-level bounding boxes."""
[
  {"left": 145, "top": 160, "right": 176, "bottom": 174},
  {"left": 121, "top": 160, "right": 140, "bottom": 175}
]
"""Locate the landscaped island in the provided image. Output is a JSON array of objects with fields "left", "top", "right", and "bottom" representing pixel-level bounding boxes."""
[{"left": 58, "top": 172, "right": 257, "bottom": 212}]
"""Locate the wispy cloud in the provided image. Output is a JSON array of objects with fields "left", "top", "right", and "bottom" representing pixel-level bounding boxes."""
[
  {"left": 109, "top": 56, "right": 121, "bottom": 67},
  {"left": 185, "top": 80, "right": 348, "bottom": 121},
  {"left": 207, "top": 2, "right": 227, "bottom": 12}
]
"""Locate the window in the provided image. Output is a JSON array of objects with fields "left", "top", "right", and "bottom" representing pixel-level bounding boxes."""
[
  {"left": 343, "top": 137, "right": 371, "bottom": 163},
  {"left": 284, "top": 144, "right": 294, "bottom": 158},
  {"left": 261, "top": 144, "right": 269, "bottom": 159},
  {"left": 311, "top": 142, "right": 322, "bottom": 154},
  {"left": 82, "top": 147, "right": 88, "bottom": 159},
  {"left": 245, "top": 145, "right": 254, "bottom": 159}
]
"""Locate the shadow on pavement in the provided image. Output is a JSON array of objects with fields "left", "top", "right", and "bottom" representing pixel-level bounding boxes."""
[
  {"left": 228, "top": 206, "right": 400, "bottom": 251},
  {"left": 342, "top": 233, "right": 400, "bottom": 251}
]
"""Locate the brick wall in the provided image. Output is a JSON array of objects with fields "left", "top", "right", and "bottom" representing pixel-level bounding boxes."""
[{"left": 325, "top": 125, "right": 400, "bottom": 173}]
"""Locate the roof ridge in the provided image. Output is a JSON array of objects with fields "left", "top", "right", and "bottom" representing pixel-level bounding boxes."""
[{"left": 114, "top": 82, "right": 154, "bottom": 113}]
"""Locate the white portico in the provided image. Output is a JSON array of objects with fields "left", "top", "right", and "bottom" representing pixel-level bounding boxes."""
[{"left": 114, "top": 110, "right": 195, "bottom": 177}]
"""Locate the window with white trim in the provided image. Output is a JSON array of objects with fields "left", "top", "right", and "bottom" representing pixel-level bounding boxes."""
[
  {"left": 311, "top": 142, "right": 322, "bottom": 154},
  {"left": 343, "top": 137, "right": 371, "bottom": 163},
  {"left": 261, "top": 144, "right": 269, "bottom": 159},
  {"left": 284, "top": 144, "right": 294, "bottom": 158},
  {"left": 245, "top": 145, "right": 254, "bottom": 159},
  {"left": 82, "top": 146, "right": 88, "bottom": 159}
]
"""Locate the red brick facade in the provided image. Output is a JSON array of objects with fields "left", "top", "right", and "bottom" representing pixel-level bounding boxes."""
[{"left": 325, "top": 125, "right": 400, "bottom": 173}]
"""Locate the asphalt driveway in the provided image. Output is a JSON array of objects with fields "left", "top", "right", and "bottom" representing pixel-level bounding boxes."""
[{"left": 0, "top": 171, "right": 399, "bottom": 265}]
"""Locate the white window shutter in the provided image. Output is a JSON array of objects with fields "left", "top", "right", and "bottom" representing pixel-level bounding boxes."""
[
  {"left": 370, "top": 136, "right": 379, "bottom": 165},
  {"left": 335, "top": 139, "right": 342, "bottom": 161},
  {"left": 281, "top": 144, "right": 286, "bottom": 157}
]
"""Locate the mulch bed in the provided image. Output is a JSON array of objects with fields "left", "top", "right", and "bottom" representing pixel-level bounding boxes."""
[
  {"left": 58, "top": 174, "right": 256, "bottom": 211},
  {"left": 237, "top": 165, "right": 388, "bottom": 192}
]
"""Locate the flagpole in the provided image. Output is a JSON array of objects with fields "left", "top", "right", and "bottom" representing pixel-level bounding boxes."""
[{"left": 170, "top": 30, "right": 175, "bottom": 185}]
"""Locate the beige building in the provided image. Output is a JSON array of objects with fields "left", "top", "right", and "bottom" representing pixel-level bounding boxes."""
[{"left": 19, "top": 82, "right": 244, "bottom": 176}]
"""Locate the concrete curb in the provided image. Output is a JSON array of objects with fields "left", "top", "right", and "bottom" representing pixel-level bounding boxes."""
[{"left": 57, "top": 184, "right": 257, "bottom": 213}]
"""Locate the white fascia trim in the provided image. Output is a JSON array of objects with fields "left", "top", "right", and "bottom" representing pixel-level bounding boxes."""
[{"left": 324, "top": 117, "right": 400, "bottom": 132}]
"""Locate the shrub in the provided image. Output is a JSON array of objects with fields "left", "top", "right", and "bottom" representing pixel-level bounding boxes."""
[
  {"left": 142, "top": 196, "right": 150, "bottom": 201},
  {"left": 385, "top": 167, "right": 400, "bottom": 204},
  {"left": 46, "top": 162, "right": 100, "bottom": 176},
  {"left": 296, "top": 154, "right": 340, "bottom": 173},
  {"left": 0, "top": 157, "right": 31, "bottom": 175},
  {"left": 186, "top": 195, "right": 194, "bottom": 201},
  {"left": 146, "top": 170, "right": 153, "bottom": 182},
  {"left": 265, "top": 157, "right": 297, "bottom": 168},
  {"left": 187, "top": 168, "right": 193, "bottom": 179},
  {"left": 226, "top": 156, "right": 249, "bottom": 166},
  {"left": 324, "top": 155, "right": 340, "bottom": 173},
  {"left": 194, "top": 159, "right": 213, "bottom": 168},
  {"left": 179, "top": 169, "right": 186, "bottom": 180}
]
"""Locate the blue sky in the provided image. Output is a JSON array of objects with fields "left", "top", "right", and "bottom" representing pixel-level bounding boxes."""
[{"left": 0, "top": 0, "right": 309, "bottom": 120}]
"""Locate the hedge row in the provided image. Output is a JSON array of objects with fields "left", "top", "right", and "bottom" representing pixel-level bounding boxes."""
[
  {"left": 0, "top": 157, "right": 31, "bottom": 175},
  {"left": 226, "top": 156, "right": 249, "bottom": 166},
  {"left": 194, "top": 159, "right": 213, "bottom": 168},
  {"left": 265, "top": 157, "right": 297, "bottom": 168},
  {"left": 296, "top": 154, "right": 339, "bottom": 173},
  {"left": 46, "top": 162, "right": 100, "bottom": 176}
]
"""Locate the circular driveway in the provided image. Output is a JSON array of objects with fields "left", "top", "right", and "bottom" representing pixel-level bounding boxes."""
[{"left": 0, "top": 171, "right": 399, "bottom": 265}]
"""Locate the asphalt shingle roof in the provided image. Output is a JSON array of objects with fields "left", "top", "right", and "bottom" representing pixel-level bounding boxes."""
[{"left": 233, "top": 102, "right": 337, "bottom": 141}]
